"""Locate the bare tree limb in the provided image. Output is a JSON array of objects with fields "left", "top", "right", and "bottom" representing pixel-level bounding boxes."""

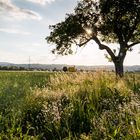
[
  {"left": 77, "top": 37, "right": 92, "bottom": 47},
  {"left": 128, "top": 41, "right": 140, "bottom": 48},
  {"left": 92, "top": 36, "right": 116, "bottom": 62}
]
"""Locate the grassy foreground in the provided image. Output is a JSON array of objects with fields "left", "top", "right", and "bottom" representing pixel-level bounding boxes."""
[{"left": 0, "top": 71, "right": 140, "bottom": 139}]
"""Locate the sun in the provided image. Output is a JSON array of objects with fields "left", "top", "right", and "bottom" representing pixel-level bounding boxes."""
[{"left": 85, "top": 28, "right": 92, "bottom": 35}]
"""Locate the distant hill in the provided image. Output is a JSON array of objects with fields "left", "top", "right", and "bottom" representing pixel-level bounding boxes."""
[
  {"left": 0, "top": 62, "right": 140, "bottom": 72},
  {"left": 0, "top": 62, "right": 14, "bottom": 66}
]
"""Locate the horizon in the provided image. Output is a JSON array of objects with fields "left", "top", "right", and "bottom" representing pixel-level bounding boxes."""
[
  {"left": 0, "top": 61, "right": 140, "bottom": 67},
  {"left": 0, "top": 0, "right": 140, "bottom": 66}
]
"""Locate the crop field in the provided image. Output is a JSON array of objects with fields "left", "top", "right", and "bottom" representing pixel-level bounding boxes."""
[{"left": 0, "top": 71, "right": 140, "bottom": 139}]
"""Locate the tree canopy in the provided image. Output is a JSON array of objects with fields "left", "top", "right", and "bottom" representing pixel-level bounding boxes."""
[{"left": 46, "top": 0, "right": 140, "bottom": 77}]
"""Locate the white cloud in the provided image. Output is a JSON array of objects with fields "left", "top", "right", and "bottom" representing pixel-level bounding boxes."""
[
  {"left": 26, "top": 0, "right": 55, "bottom": 5},
  {"left": 0, "top": 0, "right": 42, "bottom": 20},
  {"left": 0, "top": 28, "right": 31, "bottom": 35}
]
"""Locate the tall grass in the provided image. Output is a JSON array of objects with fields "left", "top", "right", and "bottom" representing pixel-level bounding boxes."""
[{"left": 0, "top": 71, "right": 140, "bottom": 139}]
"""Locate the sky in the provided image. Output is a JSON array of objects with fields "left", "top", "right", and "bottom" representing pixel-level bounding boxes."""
[{"left": 0, "top": 0, "right": 140, "bottom": 66}]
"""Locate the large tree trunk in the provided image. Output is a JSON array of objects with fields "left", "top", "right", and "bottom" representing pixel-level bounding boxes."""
[
  {"left": 114, "top": 60, "right": 124, "bottom": 78},
  {"left": 93, "top": 36, "right": 127, "bottom": 77}
]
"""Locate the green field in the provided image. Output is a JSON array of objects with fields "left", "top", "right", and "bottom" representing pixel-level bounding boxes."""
[{"left": 0, "top": 71, "right": 140, "bottom": 139}]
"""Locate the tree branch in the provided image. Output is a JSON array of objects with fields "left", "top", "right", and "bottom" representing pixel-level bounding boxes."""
[
  {"left": 77, "top": 37, "right": 92, "bottom": 47},
  {"left": 76, "top": 35, "right": 116, "bottom": 62},
  {"left": 128, "top": 41, "right": 140, "bottom": 48},
  {"left": 92, "top": 36, "right": 116, "bottom": 62}
]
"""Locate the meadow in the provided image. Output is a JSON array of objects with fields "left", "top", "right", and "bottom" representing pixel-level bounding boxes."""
[{"left": 0, "top": 71, "right": 140, "bottom": 140}]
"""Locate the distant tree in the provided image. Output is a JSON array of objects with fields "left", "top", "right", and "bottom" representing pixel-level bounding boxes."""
[
  {"left": 2, "top": 66, "right": 8, "bottom": 70},
  {"left": 53, "top": 67, "right": 57, "bottom": 71},
  {"left": 10, "top": 66, "right": 18, "bottom": 70},
  {"left": 63, "top": 66, "right": 68, "bottom": 72},
  {"left": 46, "top": 0, "right": 140, "bottom": 77},
  {"left": 19, "top": 67, "right": 25, "bottom": 71}
]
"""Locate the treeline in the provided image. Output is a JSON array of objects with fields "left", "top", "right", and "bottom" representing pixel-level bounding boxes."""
[
  {"left": 0, "top": 65, "right": 104, "bottom": 72},
  {"left": 0, "top": 66, "right": 26, "bottom": 71},
  {"left": 0, "top": 65, "right": 77, "bottom": 72},
  {"left": 0, "top": 65, "right": 77, "bottom": 71}
]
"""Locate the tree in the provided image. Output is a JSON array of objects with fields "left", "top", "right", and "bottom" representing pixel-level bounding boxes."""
[
  {"left": 46, "top": 0, "right": 140, "bottom": 77},
  {"left": 63, "top": 66, "right": 68, "bottom": 72}
]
